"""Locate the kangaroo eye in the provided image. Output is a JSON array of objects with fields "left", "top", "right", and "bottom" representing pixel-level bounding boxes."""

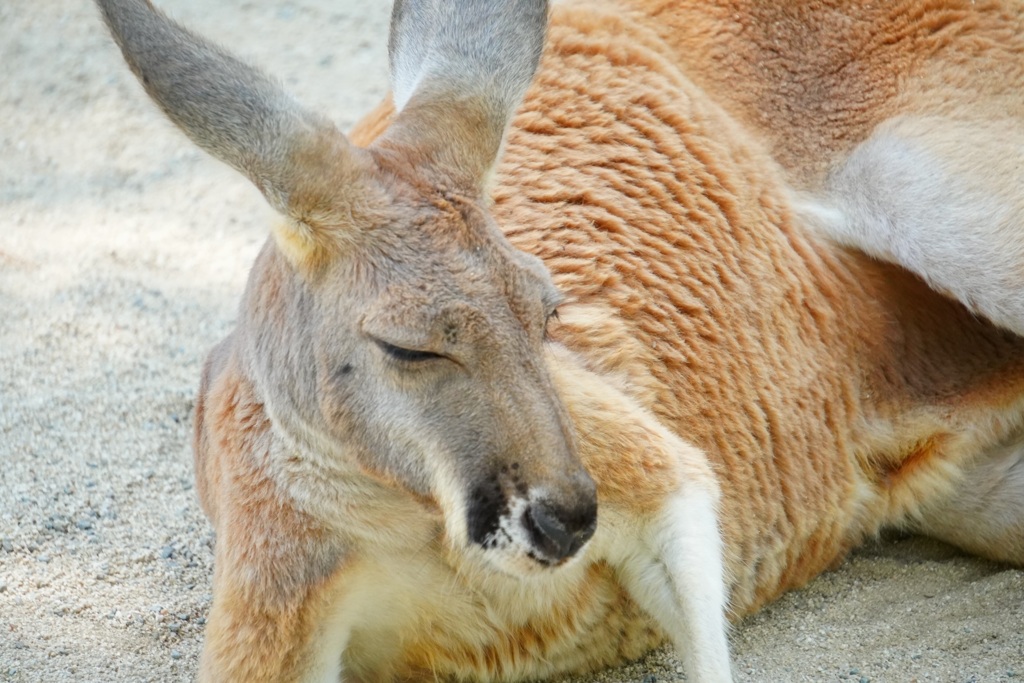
[
  {"left": 543, "top": 307, "right": 560, "bottom": 340},
  {"left": 375, "top": 339, "right": 444, "bottom": 363}
]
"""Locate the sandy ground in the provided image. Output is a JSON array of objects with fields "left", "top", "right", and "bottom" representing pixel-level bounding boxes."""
[{"left": 1, "top": 1, "right": 1021, "bottom": 681}]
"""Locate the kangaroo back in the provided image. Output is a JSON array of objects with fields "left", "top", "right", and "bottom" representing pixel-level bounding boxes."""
[{"left": 619, "top": 0, "right": 1024, "bottom": 333}]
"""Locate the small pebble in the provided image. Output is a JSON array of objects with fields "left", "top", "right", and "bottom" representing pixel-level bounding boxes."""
[{"left": 170, "top": 650, "right": 182, "bottom": 660}]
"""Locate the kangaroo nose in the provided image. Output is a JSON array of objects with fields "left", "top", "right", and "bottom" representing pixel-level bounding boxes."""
[{"left": 523, "top": 498, "right": 597, "bottom": 563}]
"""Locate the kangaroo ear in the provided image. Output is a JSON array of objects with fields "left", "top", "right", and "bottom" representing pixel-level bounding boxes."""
[
  {"left": 381, "top": 0, "right": 549, "bottom": 193},
  {"left": 96, "top": 0, "right": 376, "bottom": 265}
]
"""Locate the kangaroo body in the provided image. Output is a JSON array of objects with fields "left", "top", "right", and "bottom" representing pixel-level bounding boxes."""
[{"left": 98, "top": 0, "right": 1024, "bottom": 681}]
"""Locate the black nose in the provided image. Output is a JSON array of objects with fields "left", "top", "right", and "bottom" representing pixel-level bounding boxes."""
[{"left": 523, "top": 499, "right": 597, "bottom": 563}]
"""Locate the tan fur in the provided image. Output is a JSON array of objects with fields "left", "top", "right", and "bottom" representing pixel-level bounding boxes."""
[
  {"left": 487, "top": 0, "right": 1024, "bottom": 614},
  {"left": 97, "top": 0, "right": 1024, "bottom": 680},
  {"left": 629, "top": 0, "right": 1024, "bottom": 189}
]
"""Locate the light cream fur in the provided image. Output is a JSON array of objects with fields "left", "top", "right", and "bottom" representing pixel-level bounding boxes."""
[
  {"left": 806, "top": 115, "right": 1024, "bottom": 335},
  {"left": 99, "top": 0, "right": 1024, "bottom": 681}
]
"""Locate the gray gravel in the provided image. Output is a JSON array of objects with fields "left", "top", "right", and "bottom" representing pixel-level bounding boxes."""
[{"left": 2, "top": 1, "right": 1022, "bottom": 681}]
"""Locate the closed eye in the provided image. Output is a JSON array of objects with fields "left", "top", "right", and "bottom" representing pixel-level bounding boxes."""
[
  {"left": 543, "top": 306, "right": 560, "bottom": 340},
  {"left": 375, "top": 339, "right": 444, "bottom": 363}
]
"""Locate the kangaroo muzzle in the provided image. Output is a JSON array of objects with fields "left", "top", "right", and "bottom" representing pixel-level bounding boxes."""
[
  {"left": 467, "top": 466, "right": 598, "bottom": 568},
  {"left": 522, "top": 497, "right": 598, "bottom": 564}
]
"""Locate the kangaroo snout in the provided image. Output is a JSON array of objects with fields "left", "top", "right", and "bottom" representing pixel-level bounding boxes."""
[
  {"left": 523, "top": 496, "right": 598, "bottom": 564},
  {"left": 468, "top": 461, "right": 598, "bottom": 570}
]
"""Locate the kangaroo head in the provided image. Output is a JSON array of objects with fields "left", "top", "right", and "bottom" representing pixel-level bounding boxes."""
[{"left": 98, "top": 0, "right": 597, "bottom": 573}]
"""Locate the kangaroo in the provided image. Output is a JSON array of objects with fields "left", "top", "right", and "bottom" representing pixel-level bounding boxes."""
[{"left": 95, "top": 0, "right": 1024, "bottom": 681}]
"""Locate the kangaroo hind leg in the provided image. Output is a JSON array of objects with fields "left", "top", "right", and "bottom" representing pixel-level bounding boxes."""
[
  {"left": 912, "top": 438, "right": 1024, "bottom": 566},
  {"left": 802, "top": 115, "right": 1024, "bottom": 335}
]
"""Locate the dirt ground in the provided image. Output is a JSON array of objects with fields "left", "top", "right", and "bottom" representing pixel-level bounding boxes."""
[{"left": 1, "top": 1, "right": 1021, "bottom": 681}]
